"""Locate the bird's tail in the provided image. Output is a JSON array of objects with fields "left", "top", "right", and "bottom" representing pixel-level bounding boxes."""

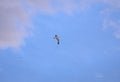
[{"left": 57, "top": 41, "right": 59, "bottom": 45}]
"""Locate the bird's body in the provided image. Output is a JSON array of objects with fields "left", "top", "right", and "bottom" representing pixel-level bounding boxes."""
[{"left": 54, "top": 35, "right": 60, "bottom": 44}]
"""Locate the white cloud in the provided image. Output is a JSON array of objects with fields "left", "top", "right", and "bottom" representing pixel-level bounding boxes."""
[
  {"left": 26, "top": 0, "right": 54, "bottom": 14},
  {"left": 0, "top": 0, "right": 32, "bottom": 49}
]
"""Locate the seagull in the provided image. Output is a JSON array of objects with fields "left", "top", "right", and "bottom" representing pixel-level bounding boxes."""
[{"left": 54, "top": 35, "right": 60, "bottom": 45}]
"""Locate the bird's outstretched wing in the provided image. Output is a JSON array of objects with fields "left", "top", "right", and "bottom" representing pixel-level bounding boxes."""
[{"left": 54, "top": 35, "right": 60, "bottom": 45}]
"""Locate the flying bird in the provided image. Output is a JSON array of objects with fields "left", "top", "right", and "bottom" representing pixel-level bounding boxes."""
[{"left": 54, "top": 35, "right": 60, "bottom": 45}]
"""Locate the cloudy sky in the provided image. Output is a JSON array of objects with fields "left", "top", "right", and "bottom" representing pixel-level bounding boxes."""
[{"left": 0, "top": 0, "right": 120, "bottom": 82}]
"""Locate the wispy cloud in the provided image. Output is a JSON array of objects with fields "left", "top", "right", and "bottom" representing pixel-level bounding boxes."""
[
  {"left": 103, "top": 19, "right": 120, "bottom": 38},
  {"left": 95, "top": 72, "right": 104, "bottom": 79},
  {"left": 0, "top": 0, "right": 120, "bottom": 49},
  {"left": 26, "top": 0, "right": 53, "bottom": 13},
  {"left": 100, "top": 0, "right": 120, "bottom": 38}
]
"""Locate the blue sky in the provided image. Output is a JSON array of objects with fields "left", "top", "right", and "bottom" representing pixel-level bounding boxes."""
[{"left": 0, "top": 0, "right": 120, "bottom": 82}]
